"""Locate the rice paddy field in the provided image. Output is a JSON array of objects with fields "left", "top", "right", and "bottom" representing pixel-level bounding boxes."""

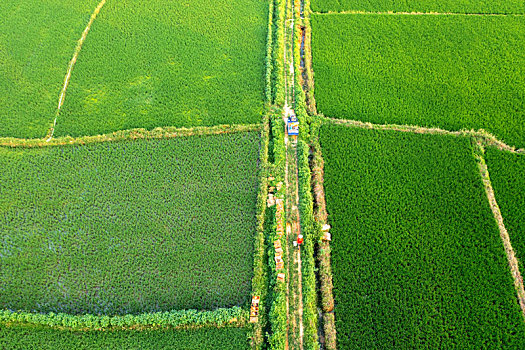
[
  {"left": 486, "top": 149, "right": 525, "bottom": 272},
  {"left": 311, "top": 0, "right": 525, "bottom": 13},
  {"left": 320, "top": 125, "right": 525, "bottom": 349},
  {"left": 56, "top": 0, "right": 268, "bottom": 137},
  {"left": 0, "top": 132, "right": 260, "bottom": 315},
  {"left": 2, "top": 0, "right": 525, "bottom": 348},
  {"left": 0, "top": 325, "right": 249, "bottom": 350},
  {"left": 0, "top": 0, "right": 100, "bottom": 138},
  {"left": 311, "top": 14, "right": 525, "bottom": 148}
]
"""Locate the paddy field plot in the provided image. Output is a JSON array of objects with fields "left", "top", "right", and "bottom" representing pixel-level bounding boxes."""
[
  {"left": 486, "top": 149, "right": 525, "bottom": 272},
  {"left": 0, "top": 0, "right": 100, "bottom": 139},
  {"left": 0, "top": 325, "right": 249, "bottom": 350},
  {"left": 320, "top": 124, "right": 525, "bottom": 349},
  {"left": 0, "top": 132, "right": 260, "bottom": 315},
  {"left": 311, "top": 0, "right": 525, "bottom": 14},
  {"left": 55, "top": 0, "right": 268, "bottom": 137},
  {"left": 311, "top": 14, "right": 525, "bottom": 148}
]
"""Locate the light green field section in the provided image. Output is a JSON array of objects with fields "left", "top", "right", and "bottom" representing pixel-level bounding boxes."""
[{"left": 0, "top": 0, "right": 100, "bottom": 138}]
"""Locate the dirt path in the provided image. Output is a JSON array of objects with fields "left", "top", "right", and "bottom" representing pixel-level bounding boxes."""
[{"left": 47, "top": 0, "right": 107, "bottom": 141}]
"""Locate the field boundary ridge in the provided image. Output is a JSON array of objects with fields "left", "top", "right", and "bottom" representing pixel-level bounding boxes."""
[
  {"left": 0, "top": 124, "right": 261, "bottom": 148},
  {"left": 312, "top": 11, "right": 525, "bottom": 16},
  {"left": 473, "top": 139, "right": 525, "bottom": 320},
  {"left": 321, "top": 116, "right": 525, "bottom": 154},
  {"left": 46, "top": 0, "right": 107, "bottom": 141}
]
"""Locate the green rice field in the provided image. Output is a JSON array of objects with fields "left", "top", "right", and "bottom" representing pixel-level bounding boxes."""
[{"left": 320, "top": 125, "right": 525, "bottom": 348}]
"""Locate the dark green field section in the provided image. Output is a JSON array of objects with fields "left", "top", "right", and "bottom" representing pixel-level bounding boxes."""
[
  {"left": 0, "top": 325, "right": 249, "bottom": 350},
  {"left": 0, "top": 132, "right": 260, "bottom": 315},
  {"left": 486, "top": 149, "right": 525, "bottom": 273},
  {"left": 320, "top": 125, "right": 525, "bottom": 349},
  {"left": 0, "top": 0, "right": 100, "bottom": 139},
  {"left": 311, "top": 0, "right": 525, "bottom": 13},
  {"left": 312, "top": 15, "right": 525, "bottom": 148},
  {"left": 55, "top": 0, "right": 268, "bottom": 137}
]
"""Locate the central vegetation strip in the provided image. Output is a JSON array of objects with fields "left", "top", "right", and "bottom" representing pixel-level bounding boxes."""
[
  {"left": 473, "top": 141, "right": 525, "bottom": 319},
  {"left": 47, "top": 0, "right": 107, "bottom": 140},
  {"left": 320, "top": 124, "right": 525, "bottom": 348}
]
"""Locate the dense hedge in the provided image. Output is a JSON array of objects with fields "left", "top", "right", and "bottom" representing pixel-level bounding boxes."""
[
  {"left": 0, "top": 307, "right": 246, "bottom": 331},
  {"left": 320, "top": 124, "right": 525, "bottom": 348}
]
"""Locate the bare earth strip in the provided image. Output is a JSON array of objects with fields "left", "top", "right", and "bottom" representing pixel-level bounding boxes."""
[
  {"left": 473, "top": 139, "right": 525, "bottom": 320},
  {"left": 46, "top": 0, "right": 107, "bottom": 140},
  {"left": 312, "top": 10, "right": 525, "bottom": 16}
]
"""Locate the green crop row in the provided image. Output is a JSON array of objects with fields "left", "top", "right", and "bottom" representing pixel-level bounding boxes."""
[
  {"left": 311, "top": 14, "right": 525, "bottom": 148},
  {"left": 486, "top": 149, "right": 525, "bottom": 274},
  {"left": 54, "top": 0, "right": 268, "bottom": 137},
  {"left": 297, "top": 140, "right": 320, "bottom": 350},
  {"left": 0, "top": 0, "right": 100, "bottom": 138},
  {"left": 311, "top": 0, "right": 525, "bottom": 13},
  {"left": 267, "top": 115, "right": 288, "bottom": 350},
  {"left": 320, "top": 124, "right": 525, "bottom": 348},
  {"left": 0, "top": 307, "right": 245, "bottom": 332},
  {"left": 273, "top": 0, "right": 287, "bottom": 106},
  {"left": 0, "top": 325, "right": 249, "bottom": 350},
  {"left": 0, "top": 132, "right": 260, "bottom": 315}
]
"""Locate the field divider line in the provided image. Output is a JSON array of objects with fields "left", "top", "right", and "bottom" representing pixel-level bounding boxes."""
[
  {"left": 321, "top": 116, "right": 525, "bottom": 154},
  {"left": 473, "top": 139, "right": 525, "bottom": 320},
  {"left": 46, "top": 0, "right": 107, "bottom": 141},
  {"left": 1, "top": 124, "right": 261, "bottom": 148},
  {"left": 312, "top": 10, "right": 525, "bottom": 16}
]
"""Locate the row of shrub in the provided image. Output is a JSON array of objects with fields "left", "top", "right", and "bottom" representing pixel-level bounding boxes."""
[{"left": 0, "top": 307, "right": 246, "bottom": 332}]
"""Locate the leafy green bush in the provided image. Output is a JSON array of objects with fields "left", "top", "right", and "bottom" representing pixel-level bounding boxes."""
[
  {"left": 0, "top": 0, "right": 100, "bottom": 138},
  {"left": 486, "top": 149, "right": 525, "bottom": 272},
  {"left": 55, "top": 0, "right": 268, "bottom": 137},
  {"left": 312, "top": 14, "right": 525, "bottom": 147},
  {"left": 0, "top": 307, "right": 246, "bottom": 331},
  {"left": 0, "top": 132, "right": 260, "bottom": 315},
  {"left": 311, "top": 0, "right": 525, "bottom": 13},
  {"left": 0, "top": 325, "right": 249, "bottom": 349},
  {"left": 320, "top": 124, "right": 525, "bottom": 348}
]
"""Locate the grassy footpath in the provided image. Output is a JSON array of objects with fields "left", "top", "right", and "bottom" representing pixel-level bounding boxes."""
[
  {"left": 311, "top": 14, "right": 525, "bottom": 148},
  {"left": 320, "top": 124, "right": 525, "bottom": 349},
  {"left": 0, "top": 132, "right": 259, "bottom": 315}
]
